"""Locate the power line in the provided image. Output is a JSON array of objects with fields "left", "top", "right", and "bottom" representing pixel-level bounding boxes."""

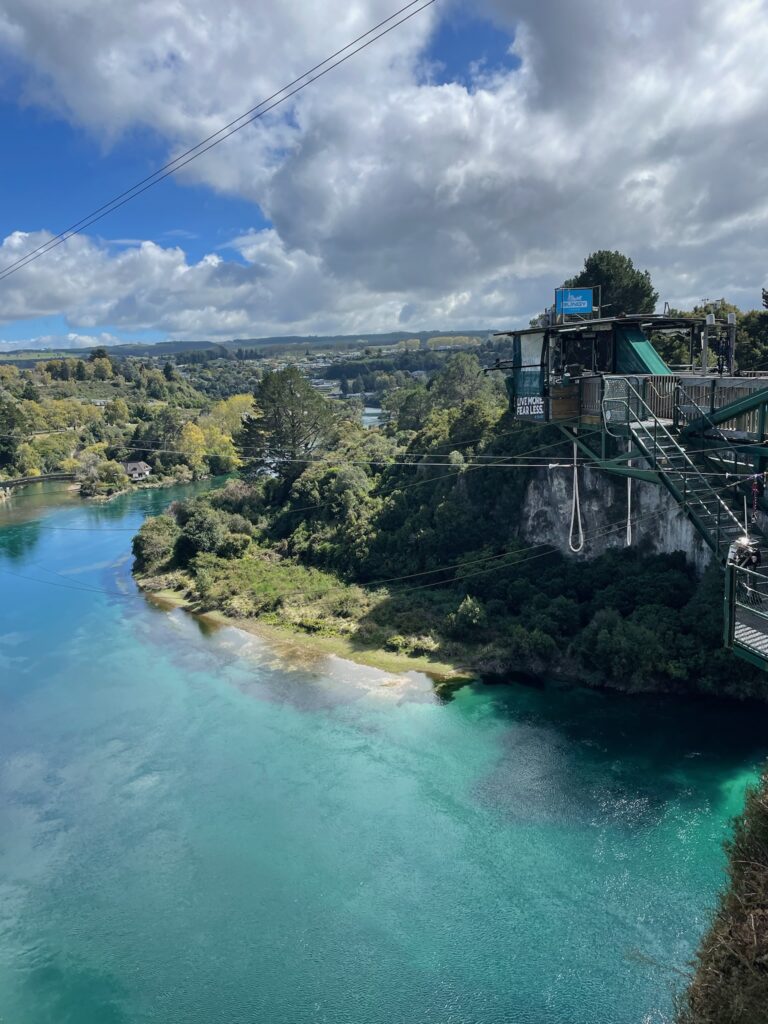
[
  {"left": 0, "top": 432, "right": 595, "bottom": 527},
  {"left": 0, "top": 565, "right": 130, "bottom": 598},
  {"left": 0, "top": 501, "right": 683, "bottom": 603},
  {"left": 0, "top": 0, "right": 437, "bottom": 283}
]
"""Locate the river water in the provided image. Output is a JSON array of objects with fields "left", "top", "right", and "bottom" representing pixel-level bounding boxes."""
[{"left": 0, "top": 482, "right": 766, "bottom": 1024}]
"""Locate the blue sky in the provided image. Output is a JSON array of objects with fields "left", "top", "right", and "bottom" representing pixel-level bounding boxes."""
[
  {"left": 0, "top": 98, "right": 272, "bottom": 259},
  {"left": 0, "top": 7, "right": 516, "bottom": 347},
  {"left": 1, "top": 0, "right": 766, "bottom": 348}
]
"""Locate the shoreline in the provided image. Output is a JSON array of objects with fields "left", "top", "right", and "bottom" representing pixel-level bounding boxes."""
[
  {"left": 137, "top": 582, "right": 764, "bottom": 710},
  {"left": 141, "top": 584, "right": 476, "bottom": 691},
  {"left": 84, "top": 472, "right": 213, "bottom": 503}
]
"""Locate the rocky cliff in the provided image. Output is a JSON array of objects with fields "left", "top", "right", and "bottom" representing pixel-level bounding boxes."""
[{"left": 519, "top": 465, "right": 714, "bottom": 572}]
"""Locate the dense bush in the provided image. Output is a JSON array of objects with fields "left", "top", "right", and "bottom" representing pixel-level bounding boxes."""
[
  {"left": 132, "top": 515, "right": 180, "bottom": 573},
  {"left": 130, "top": 351, "right": 768, "bottom": 698}
]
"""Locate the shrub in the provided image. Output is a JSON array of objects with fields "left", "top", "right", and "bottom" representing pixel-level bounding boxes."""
[
  {"left": 218, "top": 533, "right": 251, "bottom": 559},
  {"left": 445, "top": 595, "right": 487, "bottom": 637},
  {"left": 132, "top": 515, "right": 180, "bottom": 573},
  {"left": 175, "top": 507, "right": 228, "bottom": 564},
  {"left": 385, "top": 634, "right": 410, "bottom": 653}
]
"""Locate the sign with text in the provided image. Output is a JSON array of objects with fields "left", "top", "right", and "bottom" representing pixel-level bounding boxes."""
[
  {"left": 555, "top": 287, "right": 594, "bottom": 316},
  {"left": 515, "top": 395, "right": 546, "bottom": 420}
]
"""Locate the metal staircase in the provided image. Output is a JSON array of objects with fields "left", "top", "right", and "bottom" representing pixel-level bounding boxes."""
[
  {"left": 603, "top": 377, "right": 749, "bottom": 562},
  {"left": 601, "top": 376, "right": 768, "bottom": 670}
]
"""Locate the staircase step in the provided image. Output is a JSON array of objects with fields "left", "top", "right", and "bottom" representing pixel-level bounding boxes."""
[
  {"left": 628, "top": 407, "right": 766, "bottom": 561},
  {"left": 734, "top": 623, "right": 768, "bottom": 656}
]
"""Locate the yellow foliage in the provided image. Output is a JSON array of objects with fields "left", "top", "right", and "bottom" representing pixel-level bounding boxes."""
[
  {"left": 205, "top": 394, "right": 253, "bottom": 435},
  {"left": 180, "top": 421, "right": 207, "bottom": 470},
  {"left": 200, "top": 421, "right": 241, "bottom": 470}
]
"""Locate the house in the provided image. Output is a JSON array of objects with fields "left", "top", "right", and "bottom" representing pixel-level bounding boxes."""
[{"left": 121, "top": 461, "right": 152, "bottom": 481}]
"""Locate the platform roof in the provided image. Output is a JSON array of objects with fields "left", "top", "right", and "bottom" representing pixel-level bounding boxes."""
[{"left": 493, "top": 314, "right": 712, "bottom": 338}]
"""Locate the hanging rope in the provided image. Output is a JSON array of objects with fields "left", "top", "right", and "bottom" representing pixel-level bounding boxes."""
[
  {"left": 626, "top": 460, "right": 633, "bottom": 547},
  {"left": 569, "top": 440, "right": 585, "bottom": 553}
]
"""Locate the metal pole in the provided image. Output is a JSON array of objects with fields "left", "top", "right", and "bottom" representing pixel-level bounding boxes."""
[{"left": 727, "top": 312, "right": 737, "bottom": 374}]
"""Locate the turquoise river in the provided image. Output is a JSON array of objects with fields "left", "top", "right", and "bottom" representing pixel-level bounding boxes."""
[{"left": 1, "top": 482, "right": 766, "bottom": 1024}]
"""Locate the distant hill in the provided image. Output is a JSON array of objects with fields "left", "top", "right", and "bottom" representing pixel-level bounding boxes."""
[
  {"left": 223, "top": 330, "right": 489, "bottom": 351},
  {"left": 0, "top": 330, "right": 492, "bottom": 364}
]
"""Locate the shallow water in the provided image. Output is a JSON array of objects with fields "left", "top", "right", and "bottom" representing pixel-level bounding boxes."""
[{"left": 0, "top": 483, "right": 765, "bottom": 1023}]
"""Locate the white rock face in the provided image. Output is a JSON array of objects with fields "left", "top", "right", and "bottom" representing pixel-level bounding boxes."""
[{"left": 520, "top": 465, "right": 713, "bottom": 573}]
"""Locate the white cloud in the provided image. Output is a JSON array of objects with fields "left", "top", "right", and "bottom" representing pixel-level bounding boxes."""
[{"left": 1, "top": 0, "right": 768, "bottom": 345}]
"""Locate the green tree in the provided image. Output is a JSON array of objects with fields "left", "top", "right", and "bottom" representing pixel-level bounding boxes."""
[
  {"left": 430, "top": 352, "right": 501, "bottom": 409},
  {"left": 382, "top": 383, "right": 432, "bottom": 432},
  {"left": 179, "top": 421, "right": 207, "bottom": 477},
  {"left": 564, "top": 250, "right": 658, "bottom": 315},
  {"left": 105, "top": 398, "right": 130, "bottom": 425},
  {"left": 177, "top": 507, "right": 227, "bottom": 562},
  {"left": 91, "top": 357, "right": 113, "bottom": 381},
  {"left": 236, "top": 367, "right": 334, "bottom": 480},
  {"left": 0, "top": 399, "right": 29, "bottom": 472},
  {"left": 132, "top": 515, "right": 180, "bottom": 573},
  {"left": 96, "top": 460, "right": 129, "bottom": 493}
]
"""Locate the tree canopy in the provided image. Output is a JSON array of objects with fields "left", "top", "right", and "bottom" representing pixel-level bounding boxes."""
[
  {"left": 564, "top": 250, "right": 658, "bottom": 315},
  {"left": 236, "top": 367, "right": 335, "bottom": 481}
]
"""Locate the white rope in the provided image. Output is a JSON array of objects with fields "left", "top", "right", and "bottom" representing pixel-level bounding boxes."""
[
  {"left": 569, "top": 439, "right": 585, "bottom": 553},
  {"left": 626, "top": 459, "right": 633, "bottom": 546}
]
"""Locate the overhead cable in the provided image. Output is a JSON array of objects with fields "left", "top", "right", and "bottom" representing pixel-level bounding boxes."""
[{"left": 0, "top": 0, "right": 437, "bottom": 283}]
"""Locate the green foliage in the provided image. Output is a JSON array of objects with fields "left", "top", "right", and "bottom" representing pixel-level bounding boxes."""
[
  {"left": 428, "top": 352, "right": 501, "bottom": 408},
  {"left": 382, "top": 383, "right": 431, "bottom": 432},
  {"left": 105, "top": 398, "right": 130, "bottom": 425},
  {"left": 735, "top": 308, "right": 768, "bottom": 371},
  {"left": 190, "top": 550, "right": 346, "bottom": 619},
  {"left": 132, "top": 515, "right": 180, "bottom": 573},
  {"left": 78, "top": 459, "right": 130, "bottom": 497},
  {"left": 0, "top": 398, "right": 29, "bottom": 471},
  {"left": 678, "top": 767, "right": 768, "bottom": 1024},
  {"left": 564, "top": 250, "right": 658, "bottom": 315},
  {"left": 445, "top": 595, "right": 486, "bottom": 637},
  {"left": 236, "top": 367, "right": 335, "bottom": 481},
  {"left": 218, "top": 532, "right": 251, "bottom": 559},
  {"left": 177, "top": 507, "right": 228, "bottom": 561}
]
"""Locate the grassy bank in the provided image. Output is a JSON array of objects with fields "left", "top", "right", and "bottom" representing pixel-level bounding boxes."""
[
  {"left": 133, "top": 521, "right": 768, "bottom": 700},
  {"left": 140, "top": 579, "right": 473, "bottom": 685}
]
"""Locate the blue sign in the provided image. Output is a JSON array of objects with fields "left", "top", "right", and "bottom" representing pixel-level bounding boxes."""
[{"left": 555, "top": 287, "right": 594, "bottom": 315}]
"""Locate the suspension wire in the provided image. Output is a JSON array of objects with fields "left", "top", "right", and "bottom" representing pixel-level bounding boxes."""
[
  {"left": 0, "top": 501, "right": 690, "bottom": 603},
  {"left": 0, "top": 0, "right": 430, "bottom": 280},
  {"left": 0, "top": 0, "right": 438, "bottom": 283},
  {"left": 0, "top": 427, "right": 591, "bottom": 463},
  {"left": 0, "top": 428, "right": 602, "bottom": 529}
]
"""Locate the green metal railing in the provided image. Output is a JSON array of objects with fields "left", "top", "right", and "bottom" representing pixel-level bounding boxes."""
[
  {"left": 601, "top": 376, "right": 745, "bottom": 558},
  {"left": 725, "top": 563, "right": 768, "bottom": 663}
]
